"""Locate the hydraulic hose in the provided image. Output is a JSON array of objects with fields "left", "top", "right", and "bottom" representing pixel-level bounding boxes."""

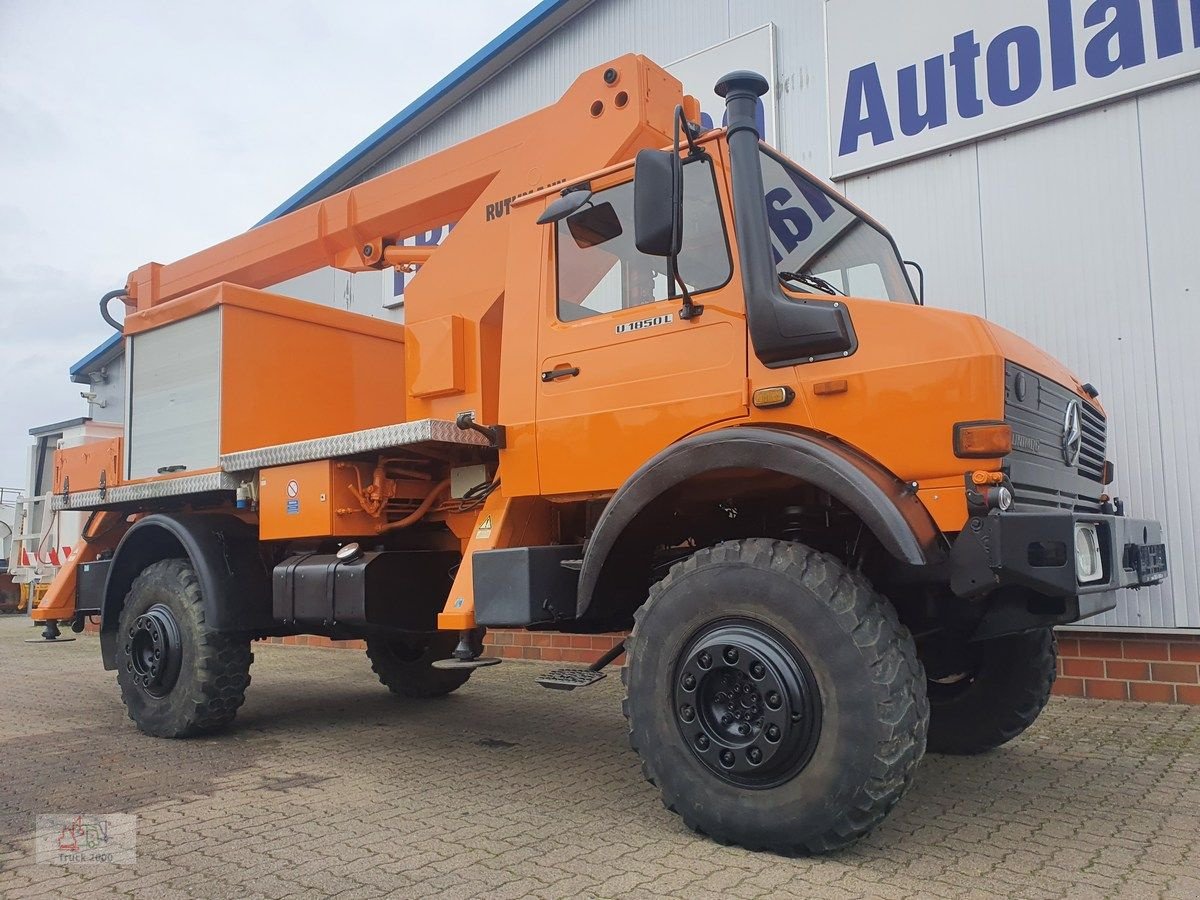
[{"left": 99, "top": 289, "right": 127, "bottom": 333}]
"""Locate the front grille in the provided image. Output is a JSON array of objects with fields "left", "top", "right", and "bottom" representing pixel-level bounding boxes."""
[
  {"left": 1004, "top": 361, "right": 1106, "bottom": 513},
  {"left": 1077, "top": 401, "right": 1106, "bottom": 483}
]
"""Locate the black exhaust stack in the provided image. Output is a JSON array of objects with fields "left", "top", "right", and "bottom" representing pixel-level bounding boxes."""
[{"left": 714, "top": 71, "right": 856, "bottom": 367}]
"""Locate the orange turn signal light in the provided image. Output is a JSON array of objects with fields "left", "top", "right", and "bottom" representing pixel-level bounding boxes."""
[
  {"left": 752, "top": 386, "right": 795, "bottom": 409},
  {"left": 954, "top": 421, "right": 1012, "bottom": 458}
]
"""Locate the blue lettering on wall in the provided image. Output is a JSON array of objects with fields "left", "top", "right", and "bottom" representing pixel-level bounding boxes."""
[
  {"left": 836, "top": 0, "right": 1200, "bottom": 161},
  {"left": 393, "top": 223, "right": 454, "bottom": 298},
  {"left": 987, "top": 25, "right": 1044, "bottom": 106},
  {"left": 949, "top": 31, "right": 985, "bottom": 119},
  {"left": 898, "top": 56, "right": 949, "bottom": 135},
  {"left": 1151, "top": 0, "right": 1185, "bottom": 56},
  {"left": 838, "top": 63, "right": 895, "bottom": 156},
  {"left": 1048, "top": 0, "right": 1079, "bottom": 88},
  {"left": 1084, "top": 0, "right": 1148, "bottom": 77}
]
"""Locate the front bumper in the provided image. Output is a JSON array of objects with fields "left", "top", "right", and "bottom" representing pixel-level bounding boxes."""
[{"left": 949, "top": 511, "right": 1167, "bottom": 618}]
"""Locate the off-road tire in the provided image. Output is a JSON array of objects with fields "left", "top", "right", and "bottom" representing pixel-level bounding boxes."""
[
  {"left": 623, "top": 538, "right": 928, "bottom": 855},
  {"left": 115, "top": 558, "right": 252, "bottom": 738},
  {"left": 925, "top": 628, "right": 1057, "bottom": 755},
  {"left": 365, "top": 632, "right": 471, "bottom": 698}
]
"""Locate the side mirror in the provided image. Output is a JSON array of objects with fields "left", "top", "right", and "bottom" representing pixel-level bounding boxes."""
[
  {"left": 537, "top": 188, "right": 593, "bottom": 225},
  {"left": 633, "top": 149, "right": 681, "bottom": 257}
]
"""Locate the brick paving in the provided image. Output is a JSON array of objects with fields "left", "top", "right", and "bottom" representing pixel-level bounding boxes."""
[{"left": 2, "top": 614, "right": 1200, "bottom": 899}]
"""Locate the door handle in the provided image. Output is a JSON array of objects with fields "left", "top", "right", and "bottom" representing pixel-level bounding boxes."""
[{"left": 541, "top": 366, "right": 580, "bottom": 382}]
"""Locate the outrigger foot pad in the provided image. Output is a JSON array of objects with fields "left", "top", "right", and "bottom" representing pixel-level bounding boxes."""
[
  {"left": 431, "top": 657, "right": 501, "bottom": 671},
  {"left": 536, "top": 668, "right": 606, "bottom": 691},
  {"left": 25, "top": 621, "right": 77, "bottom": 643}
]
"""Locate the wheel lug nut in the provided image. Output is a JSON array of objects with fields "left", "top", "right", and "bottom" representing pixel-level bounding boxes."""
[
  {"left": 697, "top": 652, "right": 712, "bottom": 669},
  {"left": 766, "top": 724, "right": 781, "bottom": 742},
  {"left": 719, "top": 750, "right": 735, "bottom": 768},
  {"left": 682, "top": 673, "right": 696, "bottom": 691},
  {"left": 723, "top": 647, "right": 739, "bottom": 665},
  {"left": 680, "top": 704, "right": 695, "bottom": 723},
  {"left": 748, "top": 747, "right": 763, "bottom": 765},
  {"left": 766, "top": 691, "right": 782, "bottom": 710},
  {"left": 750, "top": 662, "right": 765, "bottom": 679},
  {"left": 696, "top": 734, "right": 710, "bottom": 750}
]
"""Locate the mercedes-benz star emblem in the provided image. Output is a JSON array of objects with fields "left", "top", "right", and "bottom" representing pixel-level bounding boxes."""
[{"left": 1062, "top": 401, "right": 1082, "bottom": 466}]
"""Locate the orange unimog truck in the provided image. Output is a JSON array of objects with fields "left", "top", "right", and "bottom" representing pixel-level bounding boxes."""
[{"left": 38, "top": 57, "right": 1166, "bottom": 854}]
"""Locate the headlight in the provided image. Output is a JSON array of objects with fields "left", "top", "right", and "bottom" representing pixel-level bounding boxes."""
[{"left": 1074, "top": 523, "right": 1104, "bottom": 583}]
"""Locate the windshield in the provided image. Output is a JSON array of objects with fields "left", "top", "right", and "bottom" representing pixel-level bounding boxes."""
[{"left": 759, "top": 148, "right": 915, "bottom": 303}]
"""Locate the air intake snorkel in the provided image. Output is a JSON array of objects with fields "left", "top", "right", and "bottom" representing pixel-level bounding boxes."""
[{"left": 714, "top": 71, "right": 856, "bottom": 366}]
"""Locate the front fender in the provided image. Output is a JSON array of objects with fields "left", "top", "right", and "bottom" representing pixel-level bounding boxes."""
[{"left": 576, "top": 426, "right": 944, "bottom": 618}]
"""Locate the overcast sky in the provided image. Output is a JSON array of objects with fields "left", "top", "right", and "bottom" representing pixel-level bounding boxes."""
[{"left": 0, "top": 0, "right": 540, "bottom": 490}]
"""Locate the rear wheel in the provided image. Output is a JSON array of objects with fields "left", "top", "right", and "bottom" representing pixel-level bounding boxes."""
[
  {"left": 365, "top": 632, "right": 471, "bottom": 698},
  {"left": 623, "top": 538, "right": 927, "bottom": 854},
  {"left": 924, "top": 628, "right": 1057, "bottom": 755},
  {"left": 115, "top": 558, "right": 252, "bottom": 738}
]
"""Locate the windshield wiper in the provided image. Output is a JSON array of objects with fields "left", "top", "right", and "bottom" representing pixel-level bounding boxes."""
[{"left": 779, "top": 270, "right": 845, "bottom": 297}]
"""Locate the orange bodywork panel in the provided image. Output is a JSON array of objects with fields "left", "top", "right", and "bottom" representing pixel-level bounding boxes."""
[
  {"left": 124, "top": 282, "right": 407, "bottom": 459},
  {"left": 30, "top": 512, "right": 128, "bottom": 623},
  {"left": 406, "top": 315, "right": 466, "bottom": 399},
  {"left": 258, "top": 460, "right": 380, "bottom": 541},
  {"left": 438, "top": 493, "right": 557, "bottom": 631},
  {"left": 54, "top": 437, "right": 123, "bottom": 494}
]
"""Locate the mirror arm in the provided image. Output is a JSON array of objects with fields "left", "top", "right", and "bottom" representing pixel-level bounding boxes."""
[
  {"left": 671, "top": 105, "right": 704, "bottom": 320},
  {"left": 903, "top": 259, "right": 925, "bottom": 306}
]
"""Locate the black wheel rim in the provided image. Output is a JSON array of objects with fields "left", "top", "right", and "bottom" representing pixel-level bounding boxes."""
[
  {"left": 673, "top": 618, "right": 822, "bottom": 789},
  {"left": 125, "top": 604, "right": 183, "bottom": 698}
]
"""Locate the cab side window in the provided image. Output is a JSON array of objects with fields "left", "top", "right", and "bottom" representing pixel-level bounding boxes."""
[{"left": 556, "top": 157, "right": 731, "bottom": 321}]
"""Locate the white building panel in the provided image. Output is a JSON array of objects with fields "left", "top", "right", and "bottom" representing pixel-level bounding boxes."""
[
  {"left": 975, "top": 99, "right": 1171, "bottom": 626},
  {"left": 1137, "top": 80, "right": 1200, "bottom": 627},
  {"left": 841, "top": 146, "right": 987, "bottom": 316}
]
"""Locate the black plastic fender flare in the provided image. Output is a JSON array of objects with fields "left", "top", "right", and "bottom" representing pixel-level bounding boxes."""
[
  {"left": 576, "top": 426, "right": 945, "bottom": 618},
  {"left": 99, "top": 513, "right": 271, "bottom": 669}
]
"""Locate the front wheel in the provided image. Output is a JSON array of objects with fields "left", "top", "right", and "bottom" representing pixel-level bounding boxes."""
[
  {"left": 923, "top": 628, "right": 1057, "bottom": 755},
  {"left": 115, "top": 558, "right": 253, "bottom": 738},
  {"left": 623, "top": 539, "right": 928, "bottom": 855}
]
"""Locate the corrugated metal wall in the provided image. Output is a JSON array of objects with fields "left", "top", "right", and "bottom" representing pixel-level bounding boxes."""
[{"left": 354, "top": 0, "right": 1197, "bottom": 628}]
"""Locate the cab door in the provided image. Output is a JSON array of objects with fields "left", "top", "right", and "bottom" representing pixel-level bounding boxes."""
[{"left": 535, "top": 151, "right": 747, "bottom": 496}]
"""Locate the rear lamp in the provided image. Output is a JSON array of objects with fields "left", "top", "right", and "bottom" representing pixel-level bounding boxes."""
[{"left": 954, "top": 421, "right": 1012, "bottom": 458}]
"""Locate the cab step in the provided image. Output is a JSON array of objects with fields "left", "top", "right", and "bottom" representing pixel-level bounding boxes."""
[
  {"left": 536, "top": 640, "right": 626, "bottom": 691},
  {"left": 536, "top": 668, "right": 607, "bottom": 690}
]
